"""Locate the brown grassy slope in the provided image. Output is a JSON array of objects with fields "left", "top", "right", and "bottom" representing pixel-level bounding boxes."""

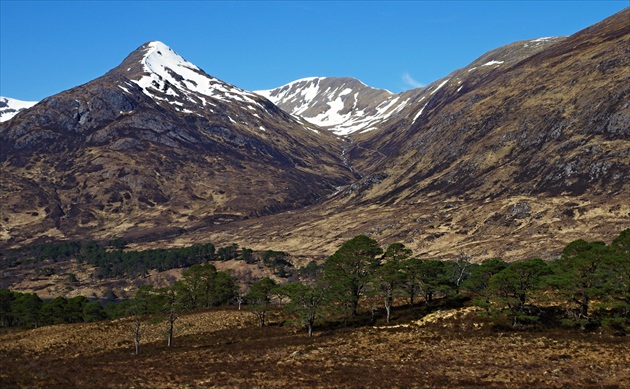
[
  {"left": 147, "top": 193, "right": 629, "bottom": 264},
  {"left": 351, "top": 9, "right": 629, "bottom": 201},
  {"left": 1, "top": 307, "right": 628, "bottom": 388}
]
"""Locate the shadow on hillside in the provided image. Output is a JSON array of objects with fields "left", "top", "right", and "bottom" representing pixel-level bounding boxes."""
[{"left": 317, "top": 295, "right": 472, "bottom": 333}]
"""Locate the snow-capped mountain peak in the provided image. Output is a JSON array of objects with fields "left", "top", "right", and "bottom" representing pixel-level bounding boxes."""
[
  {"left": 0, "top": 96, "right": 37, "bottom": 123},
  {"left": 140, "top": 41, "right": 202, "bottom": 81},
  {"left": 128, "top": 41, "right": 261, "bottom": 109},
  {"left": 257, "top": 77, "right": 338, "bottom": 110},
  {"left": 255, "top": 77, "right": 408, "bottom": 135}
]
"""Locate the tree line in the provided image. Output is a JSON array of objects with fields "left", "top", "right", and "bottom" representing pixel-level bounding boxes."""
[
  {"left": 0, "top": 291, "right": 107, "bottom": 328},
  {"left": 1, "top": 229, "right": 628, "bottom": 352},
  {"left": 2, "top": 239, "right": 294, "bottom": 280},
  {"left": 0, "top": 263, "right": 239, "bottom": 330}
]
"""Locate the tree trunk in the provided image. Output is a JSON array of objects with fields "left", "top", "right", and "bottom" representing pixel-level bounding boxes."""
[
  {"left": 167, "top": 313, "right": 174, "bottom": 347},
  {"left": 385, "top": 296, "right": 392, "bottom": 323},
  {"left": 134, "top": 321, "right": 141, "bottom": 355},
  {"left": 129, "top": 315, "right": 146, "bottom": 355},
  {"left": 581, "top": 295, "right": 589, "bottom": 319},
  {"left": 351, "top": 298, "right": 359, "bottom": 317},
  {"left": 258, "top": 312, "right": 265, "bottom": 327},
  {"left": 351, "top": 288, "right": 361, "bottom": 317}
]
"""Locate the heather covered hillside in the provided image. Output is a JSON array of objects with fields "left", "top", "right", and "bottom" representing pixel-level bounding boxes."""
[{"left": 1, "top": 304, "right": 629, "bottom": 388}]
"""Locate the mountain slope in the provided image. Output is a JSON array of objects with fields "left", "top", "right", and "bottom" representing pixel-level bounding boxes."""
[
  {"left": 347, "top": 11, "right": 629, "bottom": 203},
  {"left": 257, "top": 37, "right": 566, "bottom": 137},
  {"left": 0, "top": 42, "right": 354, "bottom": 246}
]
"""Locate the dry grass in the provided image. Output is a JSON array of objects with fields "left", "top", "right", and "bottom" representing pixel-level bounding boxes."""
[
  {"left": 1, "top": 305, "right": 628, "bottom": 388},
  {"left": 161, "top": 194, "right": 630, "bottom": 264}
]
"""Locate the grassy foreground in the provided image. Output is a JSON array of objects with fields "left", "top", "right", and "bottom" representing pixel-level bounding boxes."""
[{"left": 1, "top": 305, "right": 629, "bottom": 388}]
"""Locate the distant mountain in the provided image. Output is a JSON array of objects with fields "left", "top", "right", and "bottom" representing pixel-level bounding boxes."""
[
  {"left": 0, "top": 97, "right": 37, "bottom": 123},
  {"left": 0, "top": 41, "right": 353, "bottom": 245},
  {"left": 256, "top": 77, "right": 407, "bottom": 135}
]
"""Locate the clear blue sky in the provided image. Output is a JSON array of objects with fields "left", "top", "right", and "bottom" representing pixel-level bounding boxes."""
[{"left": 1, "top": 1, "right": 627, "bottom": 101}]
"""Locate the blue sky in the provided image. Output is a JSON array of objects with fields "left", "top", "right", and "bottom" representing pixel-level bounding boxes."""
[{"left": 1, "top": 1, "right": 627, "bottom": 101}]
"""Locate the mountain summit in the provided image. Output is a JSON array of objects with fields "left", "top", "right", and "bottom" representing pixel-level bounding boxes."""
[
  {"left": 0, "top": 97, "right": 37, "bottom": 123},
  {"left": 122, "top": 41, "right": 264, "bottom": 112}
]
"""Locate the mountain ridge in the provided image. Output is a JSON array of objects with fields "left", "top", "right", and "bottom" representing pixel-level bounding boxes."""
[{"left": 254, "top": 36, "right": 566, "bottom": 137}]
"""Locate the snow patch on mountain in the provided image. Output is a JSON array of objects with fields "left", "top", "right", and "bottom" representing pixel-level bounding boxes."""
[
  {"left": 0, "top": 97, "right": 37, "bottom": 123},
  {"left": 412, "top": 97, "right": 428, "bottom": 124},
  {"left": 430, "top": 79, "right": 450, "bottom": 95},
  {"left": 482, "top": 60, "right": 504, "bottom": 67},
  {"left": 523, "top": 36, "right": 564, "bottom": 49},
  {"left": 256, "top": 77, "right": 329, "bottom": 116},
  {"left": 531, "top": 37, "right": 555, "bottom": 42}
]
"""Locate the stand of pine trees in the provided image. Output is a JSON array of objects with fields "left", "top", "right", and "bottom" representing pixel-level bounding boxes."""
[{"left": 1, "top": 229, "right": 628, "bottom": 337}]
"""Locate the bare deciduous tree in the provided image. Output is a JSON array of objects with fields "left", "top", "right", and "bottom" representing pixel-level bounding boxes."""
[{"left": 127, "top": 306, "right": 146, "bottom": 355}]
